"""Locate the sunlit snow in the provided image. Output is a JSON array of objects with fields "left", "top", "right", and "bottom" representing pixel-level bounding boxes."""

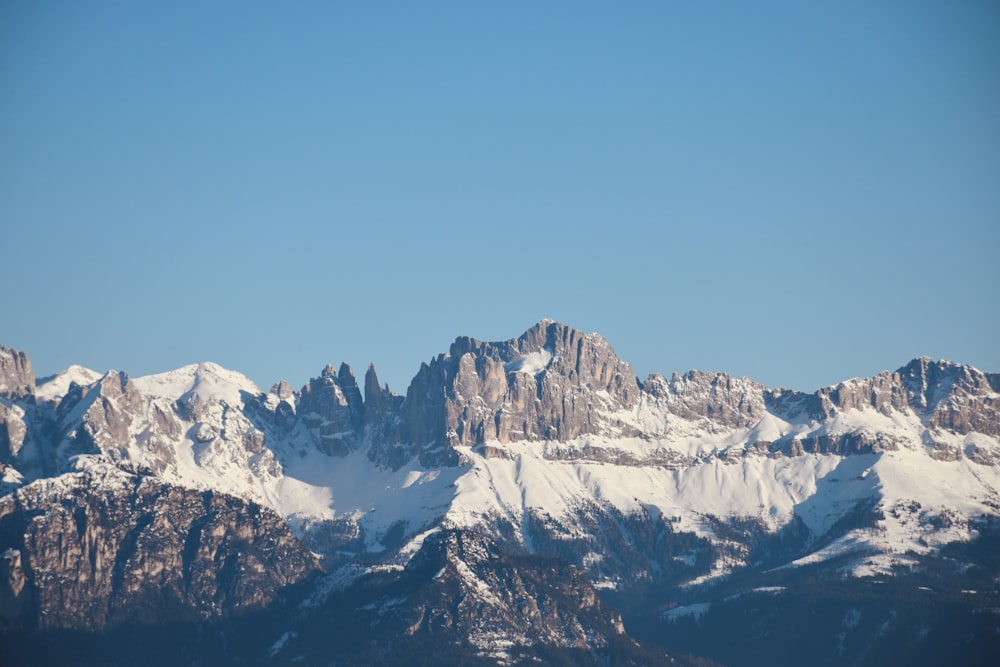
[
  {"left": 34, "top": 365, "right": 103, "bottom": 403},
  {"left": 132, "top": 362, "right": 261, "bottom": 406},
  {"left": 503, "top": 348, "right": 553, "bottom": 375}
]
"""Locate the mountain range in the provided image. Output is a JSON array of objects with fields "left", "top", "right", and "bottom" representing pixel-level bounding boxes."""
[{"left": 2, "top": 320, "right": 999, "bottom": 666}]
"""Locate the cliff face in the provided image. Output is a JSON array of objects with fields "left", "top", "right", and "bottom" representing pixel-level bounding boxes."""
[
  {"left": 642, "top": 370, "right": 767, "bottom": 429},
  {"left": 0, "top": 347, "right": 36, "bottom": 466},
  {"left": 0, "top": 465, "right": 320, "bottom": 631},
  {"left": 757, "top": 357, "right": 1000, "bottom": 438},
  {"left": 376, "top": 325, "right": 1000, "bottom": 468},
  {"left": 0, "top": 347, "right": 34, "bottom": 401},
  {"left": 898, "top": 357, "right": 1000, "bottom": 436},
  {"left": 298, "top": 363, "right": 365, "bottom": 456},
  {"left": 0, "top": 402, "right": 29, "bottom": 464},
  {"left": 398, "top": 320, "right": 641, "bottom": 466}
]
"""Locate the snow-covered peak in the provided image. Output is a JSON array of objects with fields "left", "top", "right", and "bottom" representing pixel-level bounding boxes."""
[
  {"left": 132, "top": 362, "right": 262, "bottom": 406},
  {"left": 35, "top": 365, "right": 103, "bottom": 403}
]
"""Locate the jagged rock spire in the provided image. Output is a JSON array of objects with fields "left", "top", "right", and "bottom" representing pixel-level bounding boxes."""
[{"left": 0, "top": 346, "right": 34, "bottom": 400}]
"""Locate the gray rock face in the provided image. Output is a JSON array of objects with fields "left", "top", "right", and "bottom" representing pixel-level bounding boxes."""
[
  {"left": 297, "top": 363, "right": 365, "bottom": 456},
  {"left": 0, "top": 346, "right": 34, "bottom": 400},
  {"left": 10, "top": 371, "right": 154, "bottom": 478},
  {"left": 643, "top": 370, "right": 766, "bottom": 429},
  {"left": 0, "top": 349, "right": 40, "bottom": 470},
  {"left": 759, "top": 358, "right": 1000, "bottom": 438},
  {"left": 363, "top": 364, "right": 406, "bottom": 468},
  {"left": 898, "top": 357, "right": 1000, "bottom": 436},
  {"left": 296, "top": 321, "right": 646, "bottom": 468},
  {"left": 310, "top": 326, "right": 1000, "bottom": 470},
  {"left": 0, "top": 469, "right": 320, "bottom": 631},
  {"left": 0, "top": 402, "right": 28, "bottom": 463},
  {"left": 818, "top": 372, "right": 912, "bottom": 417},
  {"left": 399, "top": 321, "right": 641, "bottom": 465},
  {"left": 78, "top": 372, "right": 146, "bottom": 458},
  {"left": 269, "top": 380, "right": 294, "bottom": 401}
]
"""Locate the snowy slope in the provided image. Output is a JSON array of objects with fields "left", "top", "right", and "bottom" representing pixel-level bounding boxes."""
[
  {"left": 34, "top": 365, "right": 103, "bottom": 403},
  {"left": 131, "top": 362, "right": 262, "bottom": 405},
  {"left": 255, "top": 406, "right": 1000, "bottom": 585}
]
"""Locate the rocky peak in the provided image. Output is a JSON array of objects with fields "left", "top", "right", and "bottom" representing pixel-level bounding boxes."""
[
  {"left": 97, "top": 370, "right": 143, "bottom": 407},
  {"left": 809, "top": 370, "right": 912, "bottom": 419},
  {"left": 759, "top": 358, "right": 1000, "bottom": 438},
  {"left": 363, "top": 364, "right": 406, "bottom": 468},
  {"left": 898, "top": 357, "right": 987, "bottom": 408},
  {"left": 363, "top": 364, "right": 382, "bottom": 405},
  {"left": 0, "top": 346, "right": 34, "bottom": 400},
  {"left": 298, "top": 362, "right": 365, "bottom": 456},
  {"left": 33, "top": 366, "right": 103, "bottom": 405},
  {"left": 336, "top": 362, "right": 364, "bottom": 426},
  {"left": 896, "top": 358, "right": 1000, "bottom": 435},
  {"left": 399, "top": 321, "right": 642, "bottom": 466},
  {"left": 39, "top": 371, "right": 148, "bottom": 471},
  {"left": 642, "top": 370, "right": 766, "bottom": 429},
  {"left": 269, "top": 380, "right": 294, "bottom": 401},
  {"left": 362, "top": 364, "right": 401, "bottom": 418}
]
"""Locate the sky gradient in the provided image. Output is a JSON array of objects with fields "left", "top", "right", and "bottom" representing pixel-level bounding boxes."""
[{"left": 2, "top": 1, "right": 998, "bottom": 394}]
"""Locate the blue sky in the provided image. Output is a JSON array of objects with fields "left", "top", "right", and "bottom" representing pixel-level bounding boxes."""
[{"left": 2, "top": 1, "right": 998, "bottom": 393}]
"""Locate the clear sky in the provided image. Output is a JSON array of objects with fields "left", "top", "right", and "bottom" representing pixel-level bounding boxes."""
[{"left": 2, "top": 1, "right": 998, "bottom": 394}]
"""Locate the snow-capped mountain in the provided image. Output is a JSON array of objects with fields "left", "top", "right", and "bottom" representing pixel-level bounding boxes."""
[{"left": 1, "top": 324, "right": 998, "bottom": 666}]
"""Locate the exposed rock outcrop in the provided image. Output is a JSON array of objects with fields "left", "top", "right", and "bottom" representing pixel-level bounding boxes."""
[
  {"left": 760, "top": 358, "right": 1000, "bottom": 438},
  {"left": 269, "top": 380, "right": 295, "bottom": 402},
  {"left": 0, "top": 347, "right": 34, "bottom": 400},
  {"left": 397, "top": 320, "right": 641, "bottom": 466},
  {"left": 643, "top": 370, "right": 766, "bottom": 429},
  {"left": 363, "top": 364, "right": 406, "bottom": 468},
  {"left": 899, "top": 357, "right": 1000, "bottom": 436},
  {"left": 0, "top": 467, "right": 320, "bottom": 631},
  {"left": 285, "top": 326, "right": 1000, "bottom": 471},
  {"left": 298, "top": 363, "right": 365, "bottom": 456},
  {"left": 0, "top": 402, "right": 28, "bottom": 463}
]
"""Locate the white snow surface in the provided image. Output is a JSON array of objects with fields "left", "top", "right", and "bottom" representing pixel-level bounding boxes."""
[
  {"left": 34, "top": 365, "right": 103, "bottom": 402},
  {"left": 132, "top": 362, "right": 261, "bottom": 405},
  {"left": 504, "top": 348, "right": 553, "bottom": 375}
]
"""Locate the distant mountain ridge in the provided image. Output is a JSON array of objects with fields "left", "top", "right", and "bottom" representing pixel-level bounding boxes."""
[
  {"left": 1, "top": 324, "right": 999, "bottom": 666},
  {"left": 5, "top": 325, "right": 998, "bottom": 473}
]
